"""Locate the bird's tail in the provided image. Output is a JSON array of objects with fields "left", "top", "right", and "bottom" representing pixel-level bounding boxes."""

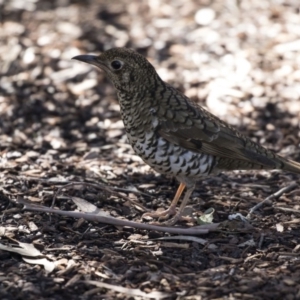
[{"left": 281, "top": 157, "right": 300, "bottom": 174}]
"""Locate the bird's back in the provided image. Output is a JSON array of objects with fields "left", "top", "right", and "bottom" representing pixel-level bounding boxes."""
[{"left": 123, "top": 80, "right": 300, "bottom": 176}]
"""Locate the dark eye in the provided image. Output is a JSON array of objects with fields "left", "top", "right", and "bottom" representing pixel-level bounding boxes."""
[{"left": 111, "top": 60, "right": 122, "bottom": 70}]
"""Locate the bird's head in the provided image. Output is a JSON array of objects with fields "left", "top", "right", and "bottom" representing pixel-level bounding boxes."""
[{"left": 73, "top": 48, "right": 158, "bottom": 93}]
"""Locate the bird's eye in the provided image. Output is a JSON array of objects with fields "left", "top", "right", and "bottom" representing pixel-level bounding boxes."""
[{"left": 111, "top": 60, "right": 123, "bottom": 70}]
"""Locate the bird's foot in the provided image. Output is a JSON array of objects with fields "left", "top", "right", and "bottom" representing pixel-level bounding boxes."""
[
  {"left": 160, "top": 209, "right": 196, "bottom": 226},
  {"left": 160, "top": 213, "right": 182, "bottom": 226},
  {"left": 142, "top": 206, "right": 177, "bottom": 221},
  {"left": 142, "top": 206, "right": 195, "bottom": 226}
]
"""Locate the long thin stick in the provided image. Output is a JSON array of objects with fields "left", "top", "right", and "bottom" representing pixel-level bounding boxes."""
[{"left": 247, "top": 182, "right": 298, "bottom": 218}]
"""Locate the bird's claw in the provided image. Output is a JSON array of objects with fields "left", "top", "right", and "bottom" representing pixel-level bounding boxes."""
[
  {"left": 142, "top": 206, "right": 177, "bottom": 221},
  {"left": 143, "top": 207, "right": 196, "bottom": 226}
]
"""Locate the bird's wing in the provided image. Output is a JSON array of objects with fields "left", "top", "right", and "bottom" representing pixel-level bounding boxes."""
[{"left": 155, "top": 85, "right": 281, "bottom": 169}]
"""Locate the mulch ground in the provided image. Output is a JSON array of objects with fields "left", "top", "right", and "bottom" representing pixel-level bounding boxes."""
[{"left": 1, "top": 0, "right": 300, "bottom": 299}]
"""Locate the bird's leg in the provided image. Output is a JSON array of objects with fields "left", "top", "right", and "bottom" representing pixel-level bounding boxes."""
[
  {"left": 142, "top": 183, "right": 186, "bottom": 220},
  {"left": 163, "top": 185, "right": 195, "bottom": 226}
]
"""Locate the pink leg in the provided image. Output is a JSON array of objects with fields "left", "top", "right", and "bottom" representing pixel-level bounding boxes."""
[{"left": 142, "top": 183, "right": 186, "bottom": 220}]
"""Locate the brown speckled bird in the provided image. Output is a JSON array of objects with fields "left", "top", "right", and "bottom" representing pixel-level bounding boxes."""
[{"left": 73, "top": 48, "right": 300, "bottom": 225}]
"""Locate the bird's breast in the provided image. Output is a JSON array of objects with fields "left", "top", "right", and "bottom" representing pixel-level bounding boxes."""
[
  {"left": 128, "top": 129, "right": 214, "bottom": 179},
  {"left": 118, "top": 96, "right": 214, "bottom": 179}
]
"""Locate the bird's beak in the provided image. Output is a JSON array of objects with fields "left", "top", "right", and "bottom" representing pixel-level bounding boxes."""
[{"left": 72, "top": 55, "right": 99, "bottom": 67}]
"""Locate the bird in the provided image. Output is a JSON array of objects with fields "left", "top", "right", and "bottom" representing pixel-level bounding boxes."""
[{"left": 73, "top": 47, "right": 300, "bottom": 225}]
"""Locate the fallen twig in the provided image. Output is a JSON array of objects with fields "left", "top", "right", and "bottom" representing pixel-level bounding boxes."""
[
  {"left": 82, "top": 280, "right": 171, "bottom": 299},
  {"left": 16, "top": 196, "right": 220, "bottom": 235},
  {"left": 274, "top": 207, "right": 300, "bottom": 214},
  {"left": 247, "top": 182, "right": 298, "bottom": 218}
]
